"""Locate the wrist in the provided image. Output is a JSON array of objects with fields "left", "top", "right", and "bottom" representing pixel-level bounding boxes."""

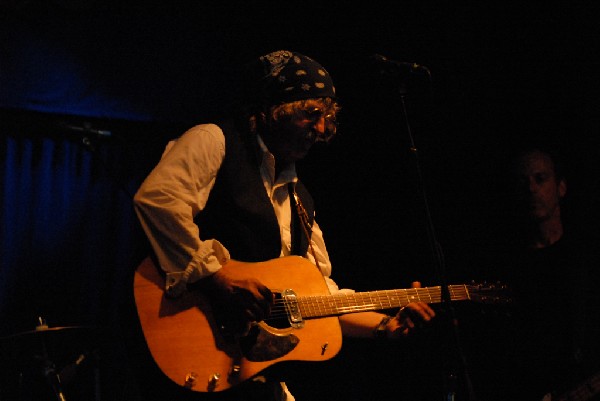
[{"left": 373, "top": 315, "right": 392, "bottom": 339}]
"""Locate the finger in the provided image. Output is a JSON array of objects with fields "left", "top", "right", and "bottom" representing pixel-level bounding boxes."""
[
  {"left": 245, "top": 302, "right": 267, "bottom": 322},
  {"left": 232, "top": 291, "right": 263, "bottom": 322},
  {"left": 403, "top": 303, "right": 433, "bottom": 321},
  {"left": 417, "top": 302, "right": 435, "bottom": 318},
  {"left": 260, "top": 286, "right": 274, "bottom": 303},
  {"left": 425, "top": 304, "right": 436, "bottom": 318},
  {"left": 416, "top": 304, "right": 434, "bottom": 320},
  {"left": 250, "top": 288, "right": 273, "bottom": 318},
  {"left": 244, "top": 308, "right": 258, "bottom": 322},
  {"left": 257, "top": 298, "right": 272, "bottom": 318},
  {"left": 258, "top": 286, "right": 274, "bottom": 309}
]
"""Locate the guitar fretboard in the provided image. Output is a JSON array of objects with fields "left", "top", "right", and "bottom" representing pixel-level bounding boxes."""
[{"left": 297, "top": 285, "right": 471, "bottom": 318}]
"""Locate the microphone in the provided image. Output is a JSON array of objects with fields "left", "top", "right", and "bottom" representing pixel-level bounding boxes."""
[
  {"left": 57, "top": 121, "right": 112, "bottom": 151},
  {"left": 61, "top": 122, "right": 112, "bottom": 138},
  {"left": 370, "top": 54, "right": 429, "bottom": 75}
]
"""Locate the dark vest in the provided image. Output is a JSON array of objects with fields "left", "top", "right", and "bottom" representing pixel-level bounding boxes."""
[{"left": 196, "top": 120, "right": 314, "bottom": 262}]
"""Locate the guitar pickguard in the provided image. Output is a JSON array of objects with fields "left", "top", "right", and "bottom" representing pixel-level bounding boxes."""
[
  {"left": 209, "top": 290, "right": 301, "bottom": 362},
  {"left": 240, "top": 324, "right": 299, "bottom": 362}
]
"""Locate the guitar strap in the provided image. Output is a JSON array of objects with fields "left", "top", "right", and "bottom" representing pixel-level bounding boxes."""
[{"left": 288, "top": 183, "right": 321, "bottom": 271}]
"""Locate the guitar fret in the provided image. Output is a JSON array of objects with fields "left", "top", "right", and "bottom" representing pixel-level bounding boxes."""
[
  {"left": 449, "top": 285, "right": 468, "bottom": 302},
  {"left": 295, "top": 283, "right": 507, "bottom": 319}
]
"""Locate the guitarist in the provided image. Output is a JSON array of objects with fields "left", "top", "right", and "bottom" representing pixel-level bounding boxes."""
[{"left": 133, "top": 50, "right": 436, "bottom": 401}]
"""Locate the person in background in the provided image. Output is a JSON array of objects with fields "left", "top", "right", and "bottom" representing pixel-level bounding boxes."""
[
  {"left": 468, "top": 145, "right": 599, "bottom": 401},
  {"left": 512, "top": 147, "right": 567, "bottom": 248},
  {"left": 133, "top": 50, "right": 436, "bottom": 401}
]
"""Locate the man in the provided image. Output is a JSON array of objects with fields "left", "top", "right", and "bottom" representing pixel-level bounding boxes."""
[
  {"left": 468, "top": 146, "right": 599, "bottom": 400},
  {"left": 512, "top": 148, "right": 567, "bottom": 248},
  {"left": 133, "top": 50, "right": 436, "bottom": 401}
]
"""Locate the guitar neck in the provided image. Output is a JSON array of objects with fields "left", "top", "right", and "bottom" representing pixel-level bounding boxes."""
[{"left": 298, "top": 284, "right": 470, "bottom": 319}]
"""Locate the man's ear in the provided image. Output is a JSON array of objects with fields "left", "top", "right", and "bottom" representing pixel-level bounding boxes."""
[
  {"left": 256, "top": 111, "right": 268, "bottom": 131},
  {"left": 249, "top": 111, "right": 268, "bottom": 133},
  {"left": 558, "top": 178, "right": 567, "bottom": 199}
]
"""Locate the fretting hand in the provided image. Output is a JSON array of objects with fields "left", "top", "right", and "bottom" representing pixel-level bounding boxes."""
[{"left": 387, "top": 281, "right": 436, "bottom": 338}]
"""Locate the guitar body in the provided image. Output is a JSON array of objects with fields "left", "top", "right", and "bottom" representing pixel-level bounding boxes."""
[{"left": 134, "top": 255, "right": 342, "bottom": 393}]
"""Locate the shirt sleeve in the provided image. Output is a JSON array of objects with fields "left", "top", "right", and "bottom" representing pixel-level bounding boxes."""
[{"left": 133, "top": 123, "right": 230, "bottom": 297}]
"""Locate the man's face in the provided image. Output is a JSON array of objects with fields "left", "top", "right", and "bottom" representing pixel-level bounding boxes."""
[
  {"left": 263, "top": 100, "right": 337, "bottom": 165},
  {"left": 514, "top": 150, "right": 566, "bottom": 222},
  {"left": 266, "top": 113, "right": 322, "bottom": 164}
]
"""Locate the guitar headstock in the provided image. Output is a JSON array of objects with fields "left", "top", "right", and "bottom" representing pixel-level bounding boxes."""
[{"left": 465, "top": 281, "right": 514, "bottom": 305}]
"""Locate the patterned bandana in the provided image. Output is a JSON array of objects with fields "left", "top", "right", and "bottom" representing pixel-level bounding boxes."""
[{"left": 255, "top": 50, "right": 336, "bottom": 106}]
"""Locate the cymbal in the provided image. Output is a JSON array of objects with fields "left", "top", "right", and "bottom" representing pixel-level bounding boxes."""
[
  {"left": 0, "top": 325, "right": 94, "bottom": 341},
  {"left": 0, "top": 324, "right": 102, "bottom": 397},
  {"left": 0, "top": 324, "right": 100, "bottom": 367}
]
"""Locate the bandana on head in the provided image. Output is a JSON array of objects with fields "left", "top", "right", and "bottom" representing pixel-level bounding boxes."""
[{"left": 255, "top": 50, "right": 336, "bottom": 106}]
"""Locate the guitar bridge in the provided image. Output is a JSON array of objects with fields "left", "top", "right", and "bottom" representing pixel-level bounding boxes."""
[{"left": 282, "top": 289, "right": 304, "bottom": 328}]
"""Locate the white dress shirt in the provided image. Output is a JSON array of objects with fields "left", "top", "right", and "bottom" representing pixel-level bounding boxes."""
[{"left": 134, "top": 123, "right": 341, "bottom": 296}]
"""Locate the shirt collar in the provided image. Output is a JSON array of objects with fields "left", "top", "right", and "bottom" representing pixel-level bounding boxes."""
[{"left": 256, "top": 134, "right": 298, "bottom": 186}]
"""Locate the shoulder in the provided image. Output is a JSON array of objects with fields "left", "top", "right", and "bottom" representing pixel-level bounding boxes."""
[
  {"left": 161, "top": 123, "right": 226, "bottom": 162},
  {"left": 181, "top": 123, "right": 225, "bottom": 142},
  {"left": 168, "top": 123, "right": 226, "bottom": 153}
]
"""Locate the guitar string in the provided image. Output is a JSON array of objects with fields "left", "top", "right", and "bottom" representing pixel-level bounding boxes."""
[
  {"left": 263, "top": 285, "right": 481, "bottom": 321},
  {"left": 264, "top": 284, "right": 508, "bottom": 322}
]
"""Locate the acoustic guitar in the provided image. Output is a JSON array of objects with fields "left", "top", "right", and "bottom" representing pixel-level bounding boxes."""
[{"left": 134, "top": 255, "right": 510, "bottom": 392}]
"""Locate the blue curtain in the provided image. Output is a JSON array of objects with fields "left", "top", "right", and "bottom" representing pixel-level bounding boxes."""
[
  {"left": 0, "top": 112, "right": 170, "bottom": 400},
  {"left": 2, "top": 133, "right": 134, "bottom": 329}
]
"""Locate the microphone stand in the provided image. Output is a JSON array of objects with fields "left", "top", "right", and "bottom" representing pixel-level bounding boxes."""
[{"left": 392, "top": 68, "right": 477, "bottom": 401}]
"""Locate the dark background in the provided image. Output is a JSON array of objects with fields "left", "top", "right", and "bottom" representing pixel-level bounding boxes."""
[{"left": 1, "top": 1, "right": 599, "bottom": 400}]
